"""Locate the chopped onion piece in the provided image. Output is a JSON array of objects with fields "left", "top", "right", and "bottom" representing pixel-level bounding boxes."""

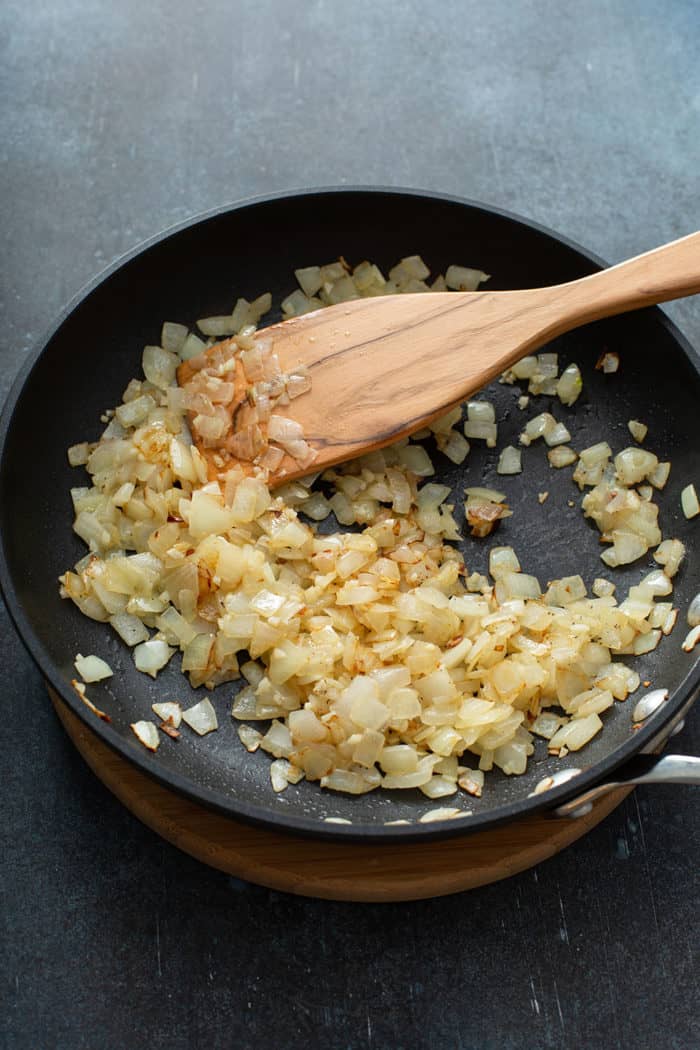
[
  {"left": 457, "top": 769, "right": 484, "bottom": 796},
  {"left": 161, "top": 322, "right": 188, "bottom": 354},
  {"left": 71, "top": 679, "right": 111, "bottom": 722},
  {"left": 497, "top": 446, "right": 522, "bottom": 475},
  {"left": 286, "top": 372, "right": 312, "bottom": 400},
  {"left": 544, "top": 422, "right": 571, "bottom": 447},
  {"left": 238, "top": 725, "right": 263, "bottom": 752},
  {"left": 180, "top": 332, "right": 206, "bottom": 361},
  {"left": 523, "top": 412, "right": 556, "bottom": 442},
  {"left": 556, "top": 363, "right": 583, "bottom": 406},
  {"left": 601, "top": 531, "right": 648, "bottom": 567},
  {"left": 463, "top": 420, "right": 498, "bottom": 446},
  {"left": 466, "top": 400, "right": 495, "bottom": 423},
  {"left": 133, "top": 639, "right": 174, "bottom": 678},
  {"left": 654, "top": 538, "right": 685, "bottom": 577},
  {"left": 648, "top": 462, "right": 671, "bottom": 490},
  {"left": 68, "top": 443, "right": 90, "bottom": 466},
  {"left": 439, "top": 430, "right": 470, "bottom": 464},
  {"left": 152, "top": 701, "right": 182, "bottom": 728},
  {"left": 109, "top": 613, "right": 153, "bottom": 646},
  {"left": 268, "top": 415, "right": 304, "bottom": 443},
  {"left": 489, "top": 546, "right": 521, "bottom": 579},
  {"left": 142, "top": 345, "right": 178, "bottom": 390},
  {"left": 397, "top": 444, "right": 434, "bottom": 476},
  {"left": 197, "top": 315, "right": 237, "bottom": 337},
  {"left": 445, "top": 265, "right": 489, "bottom": 291},
  {"left": 320, "top": 768, "right": 380, "bottom": 794},
  {"left": 615, "top": 448, "right": 658, "bottom": 485},
  {"left": 465, "top": 486, "right": 506, "bottom": 502},
  {"left": 511, "top": 356, "right": 537, "bottom": 380},
  {"left": 74, "top": 653, "right": 113, "bottom": 683},
  {"left": 269, "top": 759, "right": 291, "bottom": 791},
  {"left": 131, "top": 720, "right": 160, "bottom": 751},
  {"left": 548, "top": 446, "right": 577, "bottom": 468},
  {"left": 682, "top": 625, "right": 700, "bottom": 652},
  {"left": 681, "top": 483, "right": 699, "bottom": 519},
  {"left": 182, "top": 698, "right": 219, "bottom": 735},
  {"left": 530, "top": 712, "right": 566, "bottom": 739},
  {"left": 549, "top": 713, "right": 603, "bottom": 751},
  {"left": 633, "top": 629, "right": 661, "bottom": 655},
  {"left": 295, "top": 266, "right": 323, "bottom": 296},
  {"left": 627, "top": 419, "right": 648, "bottom": 443}
]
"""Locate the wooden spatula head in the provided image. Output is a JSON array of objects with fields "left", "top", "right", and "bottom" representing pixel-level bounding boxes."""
[{"left": 178, "top": 230, "right": 700, "bottom": 486}]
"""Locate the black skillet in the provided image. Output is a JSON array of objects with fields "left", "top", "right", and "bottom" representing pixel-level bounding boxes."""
[{"left": 1, "top": 188, "right": 698, "bottom": 842}]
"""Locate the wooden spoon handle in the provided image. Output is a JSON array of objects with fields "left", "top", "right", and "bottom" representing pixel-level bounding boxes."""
[{"left": 540, "top": 230, "right": 700, "bottom": 335}]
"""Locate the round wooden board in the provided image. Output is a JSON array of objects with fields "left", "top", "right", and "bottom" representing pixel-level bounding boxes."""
[{"left": 50, "top": 689, "right": 631, "bottom": 902}]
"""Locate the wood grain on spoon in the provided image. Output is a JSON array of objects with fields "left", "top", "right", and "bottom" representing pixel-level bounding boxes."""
[{"left": 179, "top": 232, "right": 700, "bottom": 485}]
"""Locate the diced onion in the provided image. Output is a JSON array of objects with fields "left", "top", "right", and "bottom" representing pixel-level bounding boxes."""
[
  {"left": 161, "top": 322, "right": 188, "bottom": 354},
  {"left": 197, "top": 315, "right": 238, "bottom": 337},
  {"left": 445, "top": 265, "right": 489, "bottom": 291},
  {"left": 180, "top": 332, "right": 206, "bottom": 360},
  {"left": 614, "top": 448, "right": 658, "bottom": 486},
  {"left": 182, "top": 698, "right": 219, "bottom": 735},
  {"left": 68, "top": 443, "right": 90, "bottom": 466},
  {"left": 467, "top": 400, "right": 495, "bottom": 423},
  {"left": 654, "top": 538, "right": 685, "bottom": 578},
  {"left": 627, "top": 419, "right": 648, "bottom": 443},
  {"left": 131, "top": 720, "right": 160, "bottom": 751},
  {"left": 681, "top": 483, "right": 699, "bottom": 519},
  {"left": 682, "top": 625, "right": 700, "bottom": 652},
  {"left": 544, "top": 422, "right": 571, "bottom": 447},
  {"left": 152, "top": 701, "right": 182, "bottom": 728},
  {"left": 556, "top": 363, "right": 582, "bottom": 406},
  {"left": 464, "top": 420, "right": 497, "bottom": 446},
  {"left": 74, "top": 653, "right": 113, "bottom": 682},
  {"left": 497, "top": 446, "right": 522, "bottom": 475},
  {"left": 523, "top": 412, "right": 556, "bottom": 442},
  {"left": 142, "top": 345, "right": 178, "bottom": 390},
  {"left": 133, "top": 639, "right": 174, "bottom": 678},
  {"left": 548, "top": 446, "right": 577, "bottom": 468},
  {"left": 549, "top": 713, "right": 603, "bottom": 751}
]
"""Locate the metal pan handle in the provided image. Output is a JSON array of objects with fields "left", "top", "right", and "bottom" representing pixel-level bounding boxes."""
[{"left": 552, "top": 754, "right": 700, "bottom": 818}]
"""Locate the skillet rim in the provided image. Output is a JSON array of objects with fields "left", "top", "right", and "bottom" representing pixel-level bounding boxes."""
[{"left": 1, "top": 185, "right": 698, "bottom": 844}]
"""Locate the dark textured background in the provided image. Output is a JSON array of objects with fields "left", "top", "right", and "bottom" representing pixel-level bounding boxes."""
[{"left": 1, "top": 2, "right": 698, "bottom": 1048}]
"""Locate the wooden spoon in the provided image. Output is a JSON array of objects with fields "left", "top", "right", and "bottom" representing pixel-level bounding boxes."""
[{"left": 180, "top": 232, "right": 700, "bottom": 484}]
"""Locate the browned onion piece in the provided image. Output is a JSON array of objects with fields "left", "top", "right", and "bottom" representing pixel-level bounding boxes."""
[{"left": 466, "top": 500, "right": 511, "bottom": 537}]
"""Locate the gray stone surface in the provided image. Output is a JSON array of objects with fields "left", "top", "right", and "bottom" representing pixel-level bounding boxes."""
[{"left": 1, "top": 1, "right": 698, "bottom": 1048}]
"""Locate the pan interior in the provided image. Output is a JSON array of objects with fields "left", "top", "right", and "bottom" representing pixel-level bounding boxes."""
[{"left": 1, "top": 190, "right": 698, "bottom": 837}]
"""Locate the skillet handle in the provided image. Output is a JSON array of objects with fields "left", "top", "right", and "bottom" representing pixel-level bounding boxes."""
[{"left": 551, "top": 754, "right": 700, "bottom": 819}]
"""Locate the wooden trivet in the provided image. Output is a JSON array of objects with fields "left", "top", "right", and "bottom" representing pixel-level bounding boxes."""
[{"left": 50, "top": 689, "right": 631, "bottom": 902}]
